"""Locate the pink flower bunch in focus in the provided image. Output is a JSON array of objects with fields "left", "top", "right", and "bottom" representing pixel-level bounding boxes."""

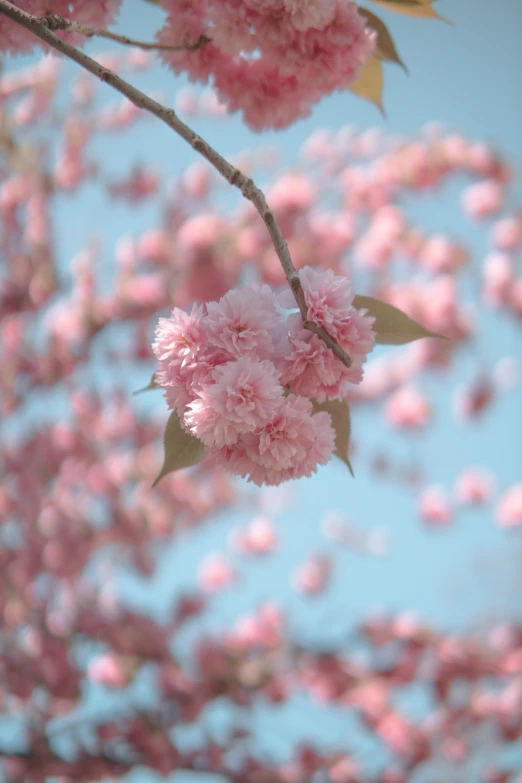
[
  {"left": 153, "top": 269, "right": 375, "bottom": 485},
  {"left": 158, "top": 0, "right": 375, "bottom": 130}
]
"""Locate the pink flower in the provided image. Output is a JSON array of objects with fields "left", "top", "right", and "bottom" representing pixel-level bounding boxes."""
[
  {"left": 231, "top": 516, "right": 278, "bottom": 555},
  {"left": 199, "top": 553, "right": 237, "bottom": 592},
  {"left": 185, "top": 357, "right": 283, "bottom": 448},
  {"left": 206, "top": 284, "right": 285, "bottom": 359},
  {"left": 1, "top": 0, "right": 121, "bottom": 54},
  {"left": 420, "top": 234, "right": 467, "bottom": 273},
  {"left": 153, "top": 304, "right": 209, "bottom": 411},
  {"left": 491, "top": 216, "right": 522, "bottom": 251},
  {"left": 293, "top": 552, "right": 332, "bottom": 596},
  {"left": 153, "top": 304, "right": 206, "bottom": 366},
  {"left": 453, "top": 376, "right": 494, "bottom": 421},
  {"left": 278, "top": 267, "right": 375, "bottom": 396},
  {"left": 160, "top": 0, "right": 374, "bottom": 131},
  {"left": 88, "top": 653, "right": 128, "bottom": 688},
  {"left": 283, "top": 0, "right": 336, "bottom": 32},
  {"left": 376, "top": 712, "right": 428, "bottom": 762},
  {"left": 282, "top": 266, "right": 354, "bottom": 338},
  {"left": 461, "top": 180, "right": 504, "bottom": 220},
  {"left": 246, "top": 396, "right": 333, "bottom": 472},
  {"left": 496, "top": 484, "right": 522, "bottom": 529},
  {"left": 220, "top": 396, "right": 335, "bottom": 486},
  {"left": 482, "top": 252, "right": 514, "bottom": 308},
  {"left": 419, "top": 485, "right": 453, "bottom": 527},
  {"left": 454, "top": 467, "right": 495, "bottom": 506},
  {"left": 279, "top": 320, "right": 347, "bottom": 400},
  {"left": 385, "top": 385, "right": 431, "bottom": 430}
]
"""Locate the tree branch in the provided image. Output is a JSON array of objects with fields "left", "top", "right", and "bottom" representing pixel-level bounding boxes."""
[
  {"left": 43, "top": 13, "right": 210, "bottom": 53},
  {"left": 0, "top": 0, "right": 352, "bottom": 368}
]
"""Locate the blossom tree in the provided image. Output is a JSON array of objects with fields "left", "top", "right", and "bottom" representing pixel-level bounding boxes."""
[{"left": 1, "top": 1, "right": 522, "bottom": 781}]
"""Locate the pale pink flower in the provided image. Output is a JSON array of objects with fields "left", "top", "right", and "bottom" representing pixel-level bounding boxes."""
[
  {"left": 153, "top": 304, "right": 206, "bottom": 366},
  {"left": 491, "top": 216, "right": 522, "bottom": 251},
  {"left": 282, "top": 266, "right": 354, "bottom": 338},
  {"left": 420, "top": 234, "right": 467, "bottom": 273},
  {"left": 279, "top": 320, "right": 347, "bottom": 400},
  {"left": 222, "top": 396, "right": 335, "bottom": 486},
  {"left": 419, "top": 485, "right": 453, "bottom": 527},
  {"left": 88, "top": 653, "right": 128, "bottom": 688},
  {"left": 461, "top": 180, "right": 504, "bottom": 220},
  {"left": 230, "top": 602, "right": 284, "bottom": 649},
  {"left": 181, "top": 162, "right": 212, "bottom": 199},
  {"left": 279, "top": 268, "right": 374, "bottom": 395},
  {"left": 246, "top": 395, "right": 333, "bottom": 473},
  {"left": 199, "top": 553, "right": 237, "bottom": 592},
  {"left": 267, "top": 173, "right": 316, "bottom": 214},
  {"left": 496, "top": 484, "right": 522, "bottom": 529},
  {"left": 185, "top": 357, "right": 283, "bottom": 447},
  {"left": 177, "top": 214, "right": 222, "bottom": 252},
  {"left": 385, "top": 385, "right": 431, "bottom": 430},
  {"left": 153, "top": 304, "right": 208, "bottom": 411},
  {"left": 183, "top": 392, "right": 243, "bottom": 448},
  {"left": 376, "top": 712, "right": 427, "bottom": 761},
  {"left": 454, "top": 466, "right": 495, "bottom": 506},
  {"left": 482, "top": 252, "right": 514, "bottom": 307},
  {"left": 293, "top": 552, "right": 332, "bottom": 596},
  {"left": 138, "top": 229, "right": 172, "bottom": 265},
  {"left": 231, "top": 516, "right": 278, "bottom": 555},
  {"left": 175, "top": 85, "right": 199, "bottom": 117},
  {"left": 283, "top": 0, "right": 336, "bottom": 32},
  {"left": 1, "top": 0, "right": 121, "bottom": 54},
  {"left": 199, "top": 87, "right": 229, "bottom": 118},
  {"left": 207, "top": 1, "right": 255, "bottom": 55},
  {"left": 206, "top": 284, "right": 285, "bottom": 359}
]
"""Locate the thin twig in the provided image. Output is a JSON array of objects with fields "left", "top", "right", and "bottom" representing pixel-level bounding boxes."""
[
  {"left": 0, "top": 0, "right": 352, "bottom": 368},
  {"left": 43, "top": 13, "right": 210, "bottom": 53}
]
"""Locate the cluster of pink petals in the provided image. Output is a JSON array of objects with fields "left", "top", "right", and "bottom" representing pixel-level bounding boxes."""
[
  {"left": 496, "top": 484, "right": 522, "bottom": 529},
  {"left": 293, "top": 552, "right": 332, "bottom": 596},
  {"left": 0, "top": 1, "right": 122, "bottom": 54},
  {"left": 418, "top": 485, "right": 453, "bottom": 528},
  {"left": 230, "top": 515, "right": 278, "bottom": 555},
  {"left": 153, "top": 270, "right": 375, "bottom": 485},
  {"left": 199, "top": 552, "right": 238, "bottom": 592},
  {"left": 158, "top": 0, "right": 375, "bottom": 130}
]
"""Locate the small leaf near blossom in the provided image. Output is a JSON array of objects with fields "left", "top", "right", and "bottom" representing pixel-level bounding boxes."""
[
  {"left": 353, "top": 295, "right": 446, "bottom": 345},
  {"left": 313, "top": 399, "right": 354, "bottom": 477},
  {"left": 153, "top": 410, "right": 206, "bottom": 487}
]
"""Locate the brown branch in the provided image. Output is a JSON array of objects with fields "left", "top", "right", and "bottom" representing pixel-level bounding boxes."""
[
  {"left": 43, "top": 13, "right": 210, "bottom": 53},
  {"left": 0, "top": 0, "right": 352, "bottom": 369}
]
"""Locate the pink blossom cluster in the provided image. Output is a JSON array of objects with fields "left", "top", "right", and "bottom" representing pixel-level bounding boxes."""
[
  {"left": 158, "top": 0, "right": 375, "bottom": 130},
  {"left": 153, "top": 268, "right": 375, "bottom": 485},
  {"left": 0, "top": 0, "right": 122, "bottom": 54}
]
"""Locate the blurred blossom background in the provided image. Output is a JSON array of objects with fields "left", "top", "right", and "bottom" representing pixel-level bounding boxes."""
[{"left": 1, "top": 0, "right": 522, "bottom": 781}]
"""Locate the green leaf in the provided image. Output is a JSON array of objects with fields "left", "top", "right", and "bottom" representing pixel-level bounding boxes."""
[
  {"left": 368, "top": 0, "right": 449, "bottom": 21},
  {"left": 348, "top": 56, "right": 385, "bottom": 116},
  {"left": 313, "top": 399, "right": 354, "bottom": 477},
  {"left": 153, "top": 411, "right": 206, "bottom": 487},
  {"left": 353, "top": 295, "right": 447, "bottom": 345},
  {"left": 360, "top": 8, "right": 408, "bottom": 72},
  {"left": 133, "top": 373, "right": 158, "bottom": 395}
]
